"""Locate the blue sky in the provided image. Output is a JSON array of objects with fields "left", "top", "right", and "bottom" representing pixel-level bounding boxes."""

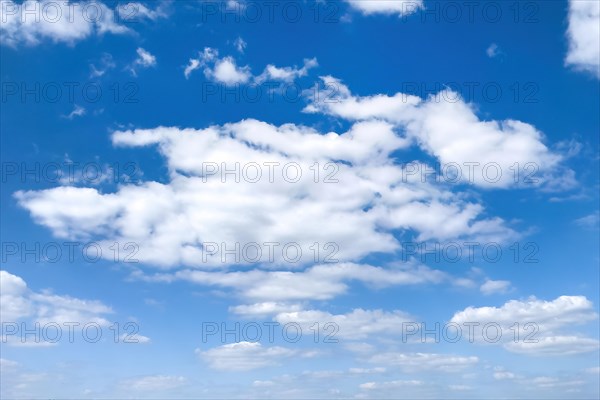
[{"left": 1, "top": 0, "right": 599, "bottom": 398}]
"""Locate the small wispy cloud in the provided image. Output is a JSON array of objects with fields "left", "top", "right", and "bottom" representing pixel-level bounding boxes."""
[
  {"left": 480, "top": 279, "right": 512, "bottom": 295},
  {"left": 129, "top": 48, "right": 157, "bottom": 76},
  {"left": 89, "top": 53, "right": 116, "bottom": 78},
  {"left": 62, "top": 105, "right": 86, "bottom": 120},
  {"left": 575, "top": 211, "right": 600, "bottom": 229},
  {"left": 234, "top": 37, "right": 247, "bottom": 53},
  {"left": 486, "top": 43, "right": 502, "bottom": 58}
]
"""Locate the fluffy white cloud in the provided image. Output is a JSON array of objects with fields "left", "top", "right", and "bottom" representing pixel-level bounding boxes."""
[
  {"left": 451, "top": 295, "right": 597, "bottom": 331},
  {"left": 183, "top": 47, "right": 250, "bottom": 84},
  {"left": 184, "top": 47, "right": 317, "bottom": 85},
  {"left": 305, "top": 76, "right": 567, "bottom": 189},
  {"left": 16, "top": 118, "right": 515, "bottom": 268},
  {"left": 345, "top": 0, "right": 423, "bottom": 16},
  {"left": 274, "top": 308, "right": 413, "bottom": 340},
  {"left": 256, "top": 58, "right": 318, "bottom": 83},
  {"left": 0, "top": 271, "right": 29, "bottom": 318},
  {"left": 505, "top": 336, "right": 600, "bottom": 356},
  {"left": 134, "top": 47, "right": 156, "bottom": 67},
  {"left": 134, "top": 263, "right": 447, "bottom": 301},
  {"left": 0, "top": 1, "right": 165, "bottom": 47},
  {"left": 196, "top": 341, "right": 297, "bottom": 371},
  {"left": 451, "top": 295, "right": 599, "bottom": 355},
  {"left": 0, "top": 270, "right": 114, "bottom": 345},
  {"left": 565, "top": 0, "right": 600, "bottom": 78},
  {"left": 208, "top": 56, "right": 252, "bottom": 85}
]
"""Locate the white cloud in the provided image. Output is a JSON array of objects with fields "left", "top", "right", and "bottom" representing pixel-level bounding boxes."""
[
  {"left": 135, "top": 47, "right": 156, "bottom": 67},
  {"left": 565, "top": 0, "right": 600, "bottom": 78},
  {"left": 575, "top": 211, "right": 599, "bottom": 229},
  {"left": 0, "top": 370, "right": 52, "bottom": 396},
  {"left": 16, "top": 118, "right": 516, "bottom": 268},
  {"left": 183, "top": 58, "right": 201, "bottom": 79},
  {"left": 359, "top": 379, "right": 423, "bottom": 389},
  {"left": 125, "top": 2, "right": 169, "bottom": 21},
  {"left": 480, "top": 279, "right": 512, "bottom": 295},
  {"left": 494, "top": 371, "right": 516, "bottom": 380},
  {"left": 225, "top": 0, "right": 246, "bottom": 12},
  {"left": 585, "top": 367, "right": 600, "bottom": 375},
  {"left": 274, "top": 308, "right": 413, "bottom": 340},
  {"left": 128, "top": 47, "right": 156, "bottom": 76},
  {"left": 62, "top": 105, "right": 86, "bottom": 120},
  {"left": 230, "top": 302, "right": 304, "bottom": 318},
  {"left": 449, "top": 384, "right": 471, "bottom": 391},
  {"left": 305, "top": 76, "right": 568, "bottom": 190},
  {"left": 349, "top": 367, "right": 386, "bottom": 374},
  {"left": 451, "top": 295, "right": 597, "bottom": 331},
  {"left": 345, "top": 342, "right": 375, "bottom": 355},
  {"left": 345, "top": 0, "right": 423, "bottom": 16},
  {"left": 0, "top": 358, "right": 19, "bottom": 373},
  {"left": 0, "top": 270, "right": 113, "bottom": 345},
  {"left": 184, "top": 47, "right": 250, "bottom": 84},
  {"left": 252, "top": 380, "right": 274, "bottom": 387},
  {"left": 505, "top": 336, "right": 600, "bottom": 356},
  {"left": 120, "top": 375, "right": 186, "bottom": 391},
  {"left": 209, "top": 56, "right": 252, "bottom": 85},
  {"left": 184, "top": 47, "right": 317, "bottom": 85},
  {"left": 89, "top": 53, "right": 115, "bottom": 78},
  {"left": 256, "top": 58, "right": 318, "bottom": 83},
  {"left": 451, "top": 295, "right": 599, "bottom": 355},
  {"left": 234, "top": 36, "right": 246, "bottom": 53},
  {"left": 0, "top": 1, "right": 165, "bottom": 47},
  {"left": 135, "top": 263, "right": 447, "bottom": 302},
  {"left": 119, "top": 333, "right": 151, "bottom": 344},
  {"left": 531, "top": 376, "right": 586, "bottom": 389},
  {"left": 486, "top": 43, "right": 501, "bottom": 58},
  {"left": 196, "top": 341, "right": 297, "bottom": 371},
  {"left": 367, "top": 352, "right": 478, "bottom": 372}
]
